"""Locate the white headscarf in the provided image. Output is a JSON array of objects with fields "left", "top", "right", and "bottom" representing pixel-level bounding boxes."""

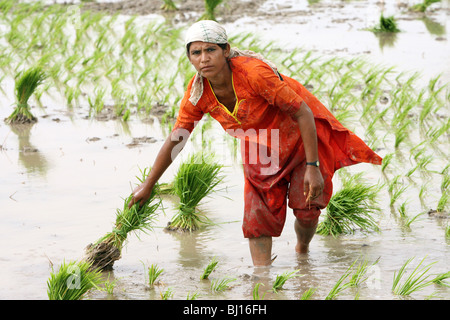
[{"left": 185, "top": 20, "right": 279, "bottom": 106}]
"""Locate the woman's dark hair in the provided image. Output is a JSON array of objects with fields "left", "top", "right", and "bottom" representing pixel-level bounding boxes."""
[{"left": 186, "top": 42, "right": 228, "bottom": 56}]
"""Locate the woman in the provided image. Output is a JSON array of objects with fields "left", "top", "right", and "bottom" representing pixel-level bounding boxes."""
[{"left": 129, "top": 20, "right": 382, "bottom": 266}]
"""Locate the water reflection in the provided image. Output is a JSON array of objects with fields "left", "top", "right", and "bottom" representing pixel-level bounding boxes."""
[
  {"left": 8, "top": 123, "right": 48, "bottom": 176},
  {"left": 421, "top": 16, "right": 446, "bottom": 36},
  {"left": 375, "top": 32, "right": 398, "bottom": 50}
]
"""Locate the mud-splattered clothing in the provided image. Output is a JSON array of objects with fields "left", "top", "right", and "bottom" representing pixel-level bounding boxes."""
[{"left": 173, "top": 56, "right": 382, "bottom": 238}]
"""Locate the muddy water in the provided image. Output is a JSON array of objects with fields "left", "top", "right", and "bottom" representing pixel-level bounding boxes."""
[{"left": 1, "top": 0, "right": 449, "bottom": 300}]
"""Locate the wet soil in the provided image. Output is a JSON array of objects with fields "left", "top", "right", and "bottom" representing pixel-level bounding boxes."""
[{"left": 0, "top": 0, "right": 449, "bottom": 301}]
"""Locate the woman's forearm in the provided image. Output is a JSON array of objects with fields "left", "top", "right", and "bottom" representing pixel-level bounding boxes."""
[
  {"left": 144, "top": 130, "right": 188, "bottom": 188},
  {"left": 129, "top": 130, "right": 189, "bottom": 208},
  {"left": 294, "top": 101, "right": 319, "bottom": 163}
]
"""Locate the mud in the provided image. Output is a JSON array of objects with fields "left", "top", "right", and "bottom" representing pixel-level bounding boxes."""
[{"left": 0, "top": 0, "right": 449, "bottom": 300}]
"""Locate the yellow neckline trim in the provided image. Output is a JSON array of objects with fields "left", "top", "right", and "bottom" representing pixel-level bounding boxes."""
[{"left": 208, "top": 74, "right": 241, "bottom": 123}]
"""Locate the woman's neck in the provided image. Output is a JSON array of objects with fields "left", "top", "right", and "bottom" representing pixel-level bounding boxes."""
[{"left": 208, "top": 62, "right": 232, "bottom": 91}]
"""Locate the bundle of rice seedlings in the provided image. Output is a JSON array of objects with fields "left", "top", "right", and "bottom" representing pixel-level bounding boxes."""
[
  {"left": 5, "top": 66, "right": 45, "bottom": 124},
  {"left": 47, "top": 260, "right": 102, "bottom": 300},
  {"left": 160, "top": 0, "right": 178, "bottom": 11},
  {"left": 316, "top": 174, "right": 381, "bottom": 237},
  {"left": 370, "top": 14, "right": 401, "bottom": 33},
  {"left": 83, "top": 168, "right": 161, "bottom": 270},
  {"left": 199, "top": 0, "right": 224, "bottom": 21},
  {"left": 165, "top": 153, "right": 224, "bottom": 232}
]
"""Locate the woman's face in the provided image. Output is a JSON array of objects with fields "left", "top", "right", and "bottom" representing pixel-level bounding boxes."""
[{"left": 187, "top": 41, "right": 230, "bottom": 79}]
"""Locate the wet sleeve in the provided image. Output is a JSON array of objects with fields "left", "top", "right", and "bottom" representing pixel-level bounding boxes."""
[
  {"left": 172, "top": 80, "right": 204, "bottom": 134},
  {"left": 248, "top": 63, "right": 304, "bottom": 117}
]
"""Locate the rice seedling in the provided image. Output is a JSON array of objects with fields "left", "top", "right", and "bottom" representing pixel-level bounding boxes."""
[
  {"left": 392, "top": 256, "right": 437, "bottom": 296},
  {"left": 199, "top": 0, "right": 224, "bottom": 21},
  {"left": 200, "top": 257, "right": 219, "bottom": 280},
  {"left": 436, "top": 192, "right": 449, "bottom": 213},
  {"left": 427, "top": 119, "right": 450, "bottom": 143},
  {"left": 187, "top": 291, "right": 200, "bottom": 300},
  {"left": 411, "top": 0, "right": 441, "bottom": 12},
  {"left": 161, "top": 0, "right": 178, "bottom": 11},
  {"left": 397, "top": 201, "right": 408, "bottom": 218},
  {"left": 252, "top": 283, "right": 266, "bottom": 300},
  {"left": 325, "top": 263, "right": 354, "bottom": 300},
  {"left": 348, "top": 258, "right": 378, "bottom": 287},
  {"left": 419, "top": 182, "right": 429, "bottom": 200},
  {"left": 88, "top": 87, "right": 106, "bottom": 115},
  {"left": 160, "top": 287, "right": 174, "bottom": 299},
  {"left": 47, "top": 260, "right": 102, "bottom": 300},
  {"left": 369, "top": 14, "right": 401, "bottom": 33},
  {"left": 300, "top": 287, "right": 316, "bottom": 300},
  {"left": 388, "top": 176, "right": 408, "bottom": 207},
  {"left": 148, "top": 263, "right": 164, "bottom": 287},
  {"left": 165, "top": 153, "right": 224, "bottom": 232},
  {"left": 83, "top": 168, "right": 161, "bottom": 270},
  {"left": 431, "top": 271, "right": 450, "bottom": 287},
  {"left": 5, "top": 66, "right": 46, "bottom": 124},
  {"left": 419, "top": 95, "right": 436, "bottom": 123},
  {"left": 393, "top": 119, "right": 411, "bottom": 148},
  {"left": 103, "top": 274, "right": 117, "bottom": 294},
  {"left": 316, "top": 174, "right": 381, "bottom": 237},
  {"left": 210, "top": 277, "right": 236, "bottom": 293},
  {"left": 381, "top": 152, "right": 394, "bottom": 172},
  {"left": 272, "top": 269, "right": 301, "bottom": 293}
]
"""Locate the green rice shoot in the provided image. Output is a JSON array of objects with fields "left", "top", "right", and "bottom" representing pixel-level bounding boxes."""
[
  {"left": 325, "top": 262, "right": 355, "bottom": 300},
  {"left": 316, "top": 173, "right": 381, "bottom": 237},
  {"left": 160, "top": 287, "right": 174, "bottom": 300},
  {"left": 5, "top": 66, "right": 45, "bottom": 124},
  {"left": 431, "top": 271, "right": 450, "bottom": 287},
  {"left": 210, "top": 277, "right": 236, "bottom": 293},
  {"left": 83, "top": 167, "right": 161, "bottom": 270},
  {"left": 411, "top": 0, "right": 441, "bottom": 12},
  {"left": 300, "top": 287, "right": 317, "bottom": 300},
  {"left": 160, "top": 0, "right": 178, "bottom": 11},
  {"left": 392, "top": 256, "right": 437, "bottom": 296},
  {"left": 148, "top": 263, "right": 164, "bottom": 287},
  {"left": 199, "top": 0, "right": 224, "bottom": 21},
  {"left": 370, "top": 14, "right": 401, "bottom": 33},
  {"left": 272, "top": 269, "right": 301, "bottom": 293},
  {"left": 166, "top": 153, "right": 224, "bottom": 232},
  {"left": 252, "top": 282, "right": 266, "bottom": 300},
  {"left": 47, "top": 260, "right": 102, "bottom": 300},
  {"left": 200, "top": 257, "right": 219, "bottom": 280}
]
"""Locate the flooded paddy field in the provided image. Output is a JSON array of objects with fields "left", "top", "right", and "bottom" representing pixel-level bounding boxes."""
[{"left": 0, "top": 0, "right": 449, "bottom": 300}]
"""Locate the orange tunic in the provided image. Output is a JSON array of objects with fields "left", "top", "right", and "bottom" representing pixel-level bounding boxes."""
[{"left": 173, "top": 56, "right": 382, "bottom": 238}]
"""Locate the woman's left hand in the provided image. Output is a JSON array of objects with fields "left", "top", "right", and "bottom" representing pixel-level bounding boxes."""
[{"left": 303, "top": 166, "right": 324, "bottom": 204}]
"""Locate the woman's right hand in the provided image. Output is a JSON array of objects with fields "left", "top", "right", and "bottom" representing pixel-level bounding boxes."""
[
  {"left": 127, "top": 131, "right": 188, "bottom": 209},
  {"left": 128, "top": 181, "right": 153, "bottom": 208}
]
